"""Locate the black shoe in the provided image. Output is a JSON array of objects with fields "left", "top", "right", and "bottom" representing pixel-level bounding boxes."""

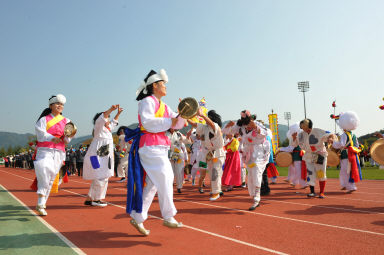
[
  {"left": 84, "top": 200, "right": 92, "bottom": 206},
  {"left": 177, "top": 189, "right": 182, "bottom": 193},
  {"left": 249, "top": 202, "right": 260, "bottom": 211},
  {"left": 199, "top": 188, "right": 204, "bottom": 194},
  {"left": 220, "top": 192, "right": 224, "bottom": 196}
]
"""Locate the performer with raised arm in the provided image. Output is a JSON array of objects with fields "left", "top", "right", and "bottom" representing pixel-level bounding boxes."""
[
  {"left": 83, "top": 105, "right": 123, "bottom": 207},
  {"left": 34, "top": 94, "right": 74, "bottom": 216},
  {"left": 191, "top": 109, "right": 225, "bottom": 200},
  {"left": 298, "top": 119, "right": 335, "bottom": 198},
  {"left": 125, "top": 69, "right": 185, "bottom": 236},
  {"left": 223, "top": 110, "right": 270, "bottom": 210},
  {"left": 116, "top": 126, "right": 132, "bottom": 182},
  {"left": 331, "top": 111, "right": 362, "bottom": 193}
]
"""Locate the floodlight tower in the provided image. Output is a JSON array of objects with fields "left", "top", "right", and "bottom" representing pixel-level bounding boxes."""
[
  {"left": 298, "top": 81, "right": 310, "bottom": 119},
  {"left": 284, "top": 112, "right": 291, "bottom": 128}
]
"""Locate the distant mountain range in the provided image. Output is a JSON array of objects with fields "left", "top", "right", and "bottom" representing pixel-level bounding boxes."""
[
  {"left": 0, "top": 132, "right": 35, "bottom": 149},
  {"left": 0, "top": 123, "right": 290, "bottom": 150}
]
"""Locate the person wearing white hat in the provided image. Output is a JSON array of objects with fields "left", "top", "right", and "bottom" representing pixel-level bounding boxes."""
[
  {"left": 331, "top": 111, "right": 362, "bottom": 193},
  {"left": 279, "top": 123, "right": 307, "bottom": 189},
  {"left": 127, "top": 69, "right": 185, "bottom": 236},
  {"left": 33, "top": 94, "right": 73, "bottom": 216}
]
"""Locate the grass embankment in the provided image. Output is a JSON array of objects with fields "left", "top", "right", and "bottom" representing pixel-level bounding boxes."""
[{"left": 276, "top": 166, "right": 384, "bottom": 180}]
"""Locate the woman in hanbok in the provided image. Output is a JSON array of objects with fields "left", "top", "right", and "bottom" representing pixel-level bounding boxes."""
[
  {"left": 83, "top": 105, "right": 123, "bottom": 206},
  {"left": 222, "top": 133, "right": 242, "bottom": 191},
  {"left": 34, "top": 94, "right": 73, "bottom": 216},
  {"left": 127, "top": 69, "right": 185, "bottom": 236}
]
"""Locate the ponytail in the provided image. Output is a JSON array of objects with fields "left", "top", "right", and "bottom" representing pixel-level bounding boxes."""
[{"left": 37, "top": 108, "right": 52, "bottom": 122}]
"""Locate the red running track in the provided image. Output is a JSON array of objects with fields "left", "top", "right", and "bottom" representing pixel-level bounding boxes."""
[{"left": 1, "top": 165, "right": 384, "bottom": 255}]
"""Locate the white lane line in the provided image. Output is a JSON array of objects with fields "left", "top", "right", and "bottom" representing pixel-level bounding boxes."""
[
  {"left": 174, "top": 199, "right": 384, "bottom": 237},
  {"left": 113, "top": 188, "right": 384, "bottom": 235},
  {"left": 308, "top": 195, "right": 384, "bottom": 203},
  {"left": 62, "top": 189, "right": 288, "bottom": 255},
  {"left": 0, "top": 184, "right": 85, "bottom": 255},
  {"left": 3, "top": 170, "right": 384, "bottom": 238},
  {"left": 0, "top": 170, "right": 288, "bottom": 255}
]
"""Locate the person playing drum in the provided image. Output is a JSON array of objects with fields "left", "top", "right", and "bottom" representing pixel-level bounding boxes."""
[
  {"left": 331, "top": 111, "right": 362, "bottom": 193},
  {"left": 298, "top": 119, "right": 335, "bottom": 198}
]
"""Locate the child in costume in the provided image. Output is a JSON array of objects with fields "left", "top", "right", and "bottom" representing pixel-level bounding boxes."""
[
  {"left": 331, "top": 111, "right": 362, "bottom": 193},
  {"left": 186, "top": 128, "right": 202, "bottom": 186},
  {"left": 34, "top": 94, "right": 74, "bottom": 216},
  {"left": 116, "top": 126, "right": 132, "bottom": 182},
  {"left": 167, "top": 128, "right": 189, "bottom": 193},
  {"left": 126, "top": 69, "right": 185, "bottom": 236},
  {"left": 298, "top": 119, "right": 335, "bottom": 198},
  {"left": 83, "top": 105, "right": 123, "bottom": 206}
]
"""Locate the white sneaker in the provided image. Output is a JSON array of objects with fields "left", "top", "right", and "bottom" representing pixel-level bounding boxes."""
[
  {"left": 91, "top": 200, "right": 108, "bottom": 207},
  {"left": 36, "top": 205, "right": 47, "bottom": 216}
]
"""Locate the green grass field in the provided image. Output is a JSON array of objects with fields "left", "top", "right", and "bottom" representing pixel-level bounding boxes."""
[{"left": 276, "top": 166, "right": 384, "bottom": 180}]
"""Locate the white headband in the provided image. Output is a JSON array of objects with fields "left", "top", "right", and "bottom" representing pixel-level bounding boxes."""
[
  {"left": 136, "top": 69, "right": 169, "bottom": 97},
  {"left": 49, "top": 94, "right": 66, "bottom": 105}
]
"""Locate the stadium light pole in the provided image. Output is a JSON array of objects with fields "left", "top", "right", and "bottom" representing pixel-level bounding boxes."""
[
  {"left": 298, "top": 81, "right": 310, "bottom": 119},
  {"left": 284, "top": 112, "right": 291, "bottom": 128}
]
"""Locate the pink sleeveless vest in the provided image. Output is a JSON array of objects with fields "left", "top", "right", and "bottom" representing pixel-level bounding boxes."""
[
  {"left": 139, "top": 96, "right": 171, "bottom": 148},
  {"left": 37, "top": 114, "right": 67, "bottom": 152}
]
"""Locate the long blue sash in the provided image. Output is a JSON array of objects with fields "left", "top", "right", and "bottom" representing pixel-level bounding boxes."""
[{"left": 124, "top": 127, "right": 144, "bottom": 214}]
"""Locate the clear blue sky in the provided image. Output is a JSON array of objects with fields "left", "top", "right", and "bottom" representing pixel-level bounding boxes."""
[{"left": 0, "top": 0, "right": 383, "bottom": 137}]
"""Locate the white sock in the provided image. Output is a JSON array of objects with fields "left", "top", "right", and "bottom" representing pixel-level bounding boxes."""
[
  {"left": 165, "top": 217, "right": 177, "bottom": 223},
  {"left": 37, "top": 196, "right": 45, "bottom": 206}
]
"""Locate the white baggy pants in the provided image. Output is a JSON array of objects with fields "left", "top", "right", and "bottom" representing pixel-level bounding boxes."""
[
  {"left": 171, "top": 159, "right": 184, "bottom": 189},
  {"left": 117, "top": 156, "right": 128, "bottom": 178},
  {"left": 130, "top": 146, "right": 177, "bottom": 224},
  {"left": 88, "top": 178, "right": 109, "bottom": 200},
  {"left": 339, "top": 159, "right": 357, "bottom": 191},
  {"left": 34, "top": 148, "right": 65, "bottom": 197},
  {"left": 292, "top": 161, "right": 307, "bottom": 187},
  {"left": 247, "top": 161, "right": 268, "bottom": 203}
]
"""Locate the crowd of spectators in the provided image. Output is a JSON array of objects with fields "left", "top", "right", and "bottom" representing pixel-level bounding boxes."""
[{"left": 2, "top": 144, "right": 123, "bottom": 177}]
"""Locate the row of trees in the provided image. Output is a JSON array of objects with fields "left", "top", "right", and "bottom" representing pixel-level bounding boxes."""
[{"left": 0, "top": 145, "right": 33, "bottom": 157}]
